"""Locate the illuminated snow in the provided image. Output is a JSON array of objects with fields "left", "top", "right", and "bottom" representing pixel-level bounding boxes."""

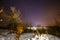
[
  {"left": 0, "top": 33, "right": 60, "bottom": 40},
  {"left": 20, "top": 33, "right": 60, "bottom": 40},
  {"left": 27, "top": 34, "right": 49, "bottom": 40}
]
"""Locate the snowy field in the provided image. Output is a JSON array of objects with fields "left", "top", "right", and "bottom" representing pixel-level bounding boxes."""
[
  {"left": 0, "top": 33, "right": 60, "bottom": 40},
  {"left": 20, "top": 33, "right": 60, "bottom": 40}
]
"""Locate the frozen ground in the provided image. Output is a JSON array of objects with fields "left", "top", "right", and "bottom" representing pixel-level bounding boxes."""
[{"left": 0, "top": 33, "right": 60, "bottom": 40}]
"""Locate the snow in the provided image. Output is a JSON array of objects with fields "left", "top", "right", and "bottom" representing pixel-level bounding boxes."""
[
  {"left": 20, "top": 33, "right": 60, "bottom": 40},
  {"left": 0, "top": 33, "right": 60, "bottom": 40}
]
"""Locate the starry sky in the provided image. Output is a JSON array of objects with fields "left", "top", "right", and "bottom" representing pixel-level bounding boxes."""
[{"left": 0, "top": 0, "right": 60, "bottom": 26}]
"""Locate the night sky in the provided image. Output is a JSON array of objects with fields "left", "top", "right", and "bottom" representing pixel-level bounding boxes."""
[{"left": 0, "top": 0, "right": 60, "bottom": 26}]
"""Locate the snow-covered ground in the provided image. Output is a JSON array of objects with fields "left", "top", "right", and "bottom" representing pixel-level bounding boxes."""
[
  {"left": 20, "top": 33, "right": 60, "bottom": 40},
  {"left": 0, "top": 33, "right": 60, "bottom": 40},
  {"left": 0, "top": 33, "right": 16, "bottom": 40}
]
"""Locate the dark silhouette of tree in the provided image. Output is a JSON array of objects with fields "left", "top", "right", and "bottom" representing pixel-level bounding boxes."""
[{"left": 47, "top": 27, "right": 60, "bottom": 37}]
